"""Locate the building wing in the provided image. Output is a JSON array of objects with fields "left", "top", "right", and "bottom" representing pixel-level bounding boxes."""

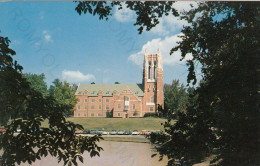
[{"left": 75, "top": 84, "right": 144, "bottom": 98}]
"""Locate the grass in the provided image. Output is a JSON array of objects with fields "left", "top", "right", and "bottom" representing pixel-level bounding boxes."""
[
  {"left": 67, "top": 117, "right": 167, "bottom": 131},
  {"left": 42, "top": 117, "right": 168, "bottom": 131}
]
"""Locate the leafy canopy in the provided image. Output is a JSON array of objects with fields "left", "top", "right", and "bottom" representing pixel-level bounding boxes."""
[
  {"left": 0, "top": 34, "right": 103, "bottom": 166},
  {"left": 49, "top": 79, "right": 78, "bottom": 117},
  {"left": 25, "top": 73, "right": 48, "bottom": 97}
]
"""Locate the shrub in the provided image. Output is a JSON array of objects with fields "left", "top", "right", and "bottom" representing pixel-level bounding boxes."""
[{"left": 144, "top": 112, "right": 159, "bottom": 117}]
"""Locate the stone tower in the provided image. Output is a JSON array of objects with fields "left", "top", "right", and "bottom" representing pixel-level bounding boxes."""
[{"left": 142, "top": 49, "right": 164, "bottom": 115}]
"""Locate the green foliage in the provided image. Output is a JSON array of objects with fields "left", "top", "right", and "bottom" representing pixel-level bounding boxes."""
[
  {"left": 25, "top": 73, "right": 48, "bottom": 97},
  {"left": 75, "top": 1, "right": 179, "bottom": 34},
  {"left": 90, "top": 82, "right": 95, "bottom": 84},
  {"left": 163, "top": 80, "right": 190, "bottom": 118},
  {"left": 133, "top": 110, "right": 138, "bottom": 116},
  {"left": 106, "top": 109, "right": 113, "bottom": 118},
  {"left": 49, "top": 79, "right": 77, "bottom": 117},
  {"left": 153, "top": 2, "right": 260, "bottom": 166},
  {"left": 0, "top": 35, "right": 103, "bottom": 166},
  {"left": 114, "top": 81, "right": 120, "bottom": 84},
  {"left": 143, "top": 112, "right": 159, "bottom": 118}
]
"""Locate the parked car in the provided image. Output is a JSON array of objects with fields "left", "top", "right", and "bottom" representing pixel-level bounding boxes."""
[
  {"left": 140, "top": 130, "right": 148, "bottom": 135},
  {"left": 132, "top": 130, "right": 139, "bottom": 135},
  {"left": 75, "top": 130, "right": 84, "bottom": 134},
  {"left": 90, "top": 129, "right": 97, "bottom": 134},
  {"left": 16, "top": 128, "right": 21, "bottom": 133},
  {"left": 97, "top": 130, "right": 104, "bottom": 135},
  {"left": 110, "top": 130, "right": 117, "bottom": 135},
  {"left": 0, "top": 128, "right": 6, "bottom": 133},
  {"left": 83, "top": 130, "right": 90, "bottom": 134},
  {"left": 102, "top": 130, "right": 109, "bottom": 135},
  {"left": 147, "top": 130, "right": 153, "bottom": 135},
  {"left": 117, "top": 130, "right": 125, "bottom": 135},
  {"left": 124, "top": 130, "right": 131, "bottom": 135},
  {"left": 155, "top": 130, "right": 162, "bottom": 135}
]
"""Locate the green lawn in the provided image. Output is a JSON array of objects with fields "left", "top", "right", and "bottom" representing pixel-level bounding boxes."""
[{"left": 63, "top": 117, "right": 167, "bottom": 131}]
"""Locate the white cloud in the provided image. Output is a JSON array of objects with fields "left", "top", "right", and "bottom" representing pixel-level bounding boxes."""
[
  {"left": 43, "top": 30, "right": 52, "bottom": 42},
  {"left": 114, "top": 3, "right": 135, "bottom": 22},
  {"left": 62, "top": 70, "right": 95, "bottom": 83},
  {"left": 148, "top": 1, "right": 198, "bottom": 36},
  {"left": 128, "top": 33, "right": 192, "bottom": 67}
]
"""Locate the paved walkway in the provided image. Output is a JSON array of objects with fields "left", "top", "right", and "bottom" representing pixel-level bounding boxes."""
[{"left": 18, "top": 141, "right": 168, "bottom": 166}]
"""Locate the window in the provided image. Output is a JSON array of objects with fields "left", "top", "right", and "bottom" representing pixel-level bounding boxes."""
[
  {"left": 98, "top": 113, "right": 102, "bottom": 117},
  {"left": 84, "top": 105, "right": 87, "bottom": 110},
  {"left": 99, "top": 99, "right": 102, "bottom": 102},
  {"left": 118, "top": 104, "right": 121, "bottom": 109},
  {"left": 117, "top": 113, "right": 120, "bottom": 116},
  {"left": 124, "top": 96, "right": 129, "bottom": 110},
  {"left": 99, "top": 105, "right": 102, "bottom": 110},
  {"left": 78, "top": 99, "right": 80, "bottom": 102},
  {"left": 84, "top": 114, "right": 87, "bottom": 117},
  {"left": 114, "top": 92, "right": 117, "bottom": 95},
  {"left": 78, "top": 113, "right": 80, "bottom": 117},
  {"left": 132, "top": 104, "right": 136, "bottom": 110},
  {"left": 151, "top": 96, "right": 154, "bottom": 103},
  {"left": 106, "top": 99, "right": 109, "bottom": 103},
  {"left": 91, "top": 105, "right": 95, "bottom": 110},
  {"left": 91, "top": 113, "right": 94, "bottom": 117},
  {"left": 84, "top": 91, "right": 87, "bottom": 95},
  {"left": 106, "top": 105, "right": 109, "bottom": 110},
  {"left": 150, "top": 107, "right": 154, "bottom": 112},
  {"left": 91, "top": 99, "right": 95, "bottom": 103},
  {"left": 148, "top": 61, "right": 151, "bottom": 79},
  {"left": 84, "top": 99, "right": 87, "bottom": 102},
  {"left": 124, "top": 96, "right": 129, "bottom": 101},
  {"left": 154, "top": 61, "right": 157, "bottom": 79},
  {"left": 77, "top": 105, "right": 80, "bottom": 110}
]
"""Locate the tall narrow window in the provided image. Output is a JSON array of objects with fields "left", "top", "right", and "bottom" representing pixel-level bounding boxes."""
[
  {"left": 154, "top": 61, "right": 157, "bottom": 79},
  {"left": 124, "top": 96, "right": 129, "bottom": 110},
  {"left": 148, "top": 61, "right": 151, "bottom": 79},
  {"left": 151, "top": 96, "right": 155, "bottom": 103}
]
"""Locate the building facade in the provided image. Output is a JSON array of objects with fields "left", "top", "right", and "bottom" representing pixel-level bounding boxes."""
[{"left": 74, "top": 49, "right": 164, "bottom": 118}]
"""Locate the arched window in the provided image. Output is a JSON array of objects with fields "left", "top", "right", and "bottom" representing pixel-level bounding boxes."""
[
  {"left": 154, "top": 61, "right": 157, "bottom": 79},
  {"left": 148, "top": 61, "right": 151, "bottom": 79}
]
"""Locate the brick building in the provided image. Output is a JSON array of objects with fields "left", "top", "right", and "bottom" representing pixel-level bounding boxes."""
[{"left": 74, "top": 49, "right": 164, "bottom": 118}]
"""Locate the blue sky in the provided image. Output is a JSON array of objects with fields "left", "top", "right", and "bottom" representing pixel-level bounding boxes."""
[{"left": 0, "top": 1, "right": 201, "bottom": 87}]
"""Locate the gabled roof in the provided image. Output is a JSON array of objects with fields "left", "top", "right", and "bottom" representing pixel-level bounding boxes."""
[{"left": 75, "top": 84, "right": 144, "bottom": 97}]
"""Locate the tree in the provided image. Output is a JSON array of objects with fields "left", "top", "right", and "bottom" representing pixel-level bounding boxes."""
[
  {"left": 0, "top": 35, "right": 103, "bottom": 166},
  {"left": 74, "top": 1, "right": 179, "bottom": 34},
  {"left": 49, "top": 79, "right": 78, "bottom": 117},
  {"left": 163, "top": 80, "right": 189, "bottom": 118},
  {"left": 75, "top": 1, "right": 260, "bottom": 165},
  {"left": 156, "top": 2, "right": 260, "bottom": 166},
  {"left": 24, "top": 73, "right": 48, "bottom": 97},
  {"left": 114, "top": 81, "right": 120, "bottom": 84},
  {"left": 90, "top": 82, "right": 95, "bottom": 84}
]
